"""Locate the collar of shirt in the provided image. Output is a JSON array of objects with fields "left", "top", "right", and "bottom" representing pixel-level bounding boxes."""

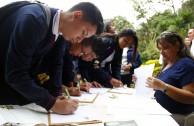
[
  {"left": 52, "top": 10, "right": 62, "bottom": 42},
  {"left": 191, "top": 39, "right": 194, "bottom": 56}
]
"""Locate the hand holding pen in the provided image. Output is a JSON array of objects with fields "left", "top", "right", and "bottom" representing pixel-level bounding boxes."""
[
  {"left": 68, "top": 87, "right": 83, "bottom": 96},
  {"left": 80, "top": 82, "right": 90, "bottom": 93},
  {"left": 51, "top": 90, "right": 79, "bottom": 114}
]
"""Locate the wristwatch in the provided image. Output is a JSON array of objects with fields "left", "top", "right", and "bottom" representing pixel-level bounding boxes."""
[{"left": 163, "top": 84, "right": 168, "bottom": 93}]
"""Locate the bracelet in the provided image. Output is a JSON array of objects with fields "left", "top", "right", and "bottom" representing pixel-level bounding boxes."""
[{"left": 163, "top": 84, "right": 168, "bottom": 93}]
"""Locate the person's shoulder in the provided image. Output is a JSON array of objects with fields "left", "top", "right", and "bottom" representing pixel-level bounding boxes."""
[
  {"left": 101, "top": 36, "right": 114, "bottom": 47},
  {"left": 179, "top": 57, "right": 194, "bottom": 67},
  {"left": 181, "top": 57, "right": 194, "bottom": 62}
]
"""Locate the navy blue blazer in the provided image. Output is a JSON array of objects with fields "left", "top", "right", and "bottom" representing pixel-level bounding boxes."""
[
  {"left": 61, "top": 42, "right": 78, "bottom": 86},
  {"left": 79, "top": 36, "right": 123, "bottom": 88},
  {"left": 0, "top": 4, "right": 59, "bottom": 110}
]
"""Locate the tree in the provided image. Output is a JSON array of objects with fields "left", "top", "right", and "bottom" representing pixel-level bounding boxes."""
[
  {"left": 104, "top": 16, "right": 134, "bottom": 33},
  {"left": 131, "top": 0, "right": 193, "bottom": 62}
]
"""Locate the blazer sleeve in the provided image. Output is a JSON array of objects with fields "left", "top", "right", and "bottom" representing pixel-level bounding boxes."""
[
  {"left": 79, "top": 56, "right": 113, "bottom": 84},
  {"left": 62, "top": 47, "right": 75, "bottom": 86},
  {"left": 78, "top": 58, "right": 92, "bottom": 82},
  {"left": 92, "top": 64, "right": 113, "bottom": 83},
  {"left": 111, "top": 47, "right": 122, "bottom": 80},
  {"left": 45, "top": 38, "right": 65, "bottom": 97},
  {"left": 89, "top": 38, "right": 117, "bottom": 83},
  {"left": 5, "top": 14, "right": 56, "bottom": 110},
  {"left": 128, "top": 50, "right": 142, "bottom": 69}
]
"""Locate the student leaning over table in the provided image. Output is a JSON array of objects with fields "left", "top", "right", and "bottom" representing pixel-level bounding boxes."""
[
  {"left": 60, "top": 36, "right": 104, "bottom": 95},
  {"left": 0, "top": 2, "right": 104, "bottom": 115},
  {"left": 79, "top": 29, "right": 138, "bottom": 88},
  {"left": 145, "top": 31, "right": 194, "bottom": 126}
]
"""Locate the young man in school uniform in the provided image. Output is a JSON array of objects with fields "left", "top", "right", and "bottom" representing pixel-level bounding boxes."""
[{"left": 0, "top": 2, "right": 104, "bottom": 115}]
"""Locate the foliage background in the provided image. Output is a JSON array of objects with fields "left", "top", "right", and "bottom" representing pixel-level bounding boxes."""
[{"left": 103, "top": 0, "right": 194, "bottom": 74}]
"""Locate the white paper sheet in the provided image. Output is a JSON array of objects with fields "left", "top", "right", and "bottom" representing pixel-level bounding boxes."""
[
  {"left": 0, "top": 113, "right": 6, "bottom": 125},
  {"left": 134, "top": 64, "right": 155, "bottom": 97},
  {"left": 135, "top": 115, "right": 178, "bottom": 126},
  {"left": 23, "top": 103, "right": 47, "bottom": 113},
  {"left": 50, "top": 105, "right": 101, "bottom": 125},
  {"left": 105, "top": 94, "right": 170, "bottom": 115},
  {"left": 89, "top": 88, "right": 110, "bottom": 94},
  {"left": 107, "top": 103, "right": 170, "bottom": 115},
  {"left": 109, "top": 87, "right": 136, "bottom": 95},
  {"left": 0, "top": 105, "right": 48, "bottom": 125}
]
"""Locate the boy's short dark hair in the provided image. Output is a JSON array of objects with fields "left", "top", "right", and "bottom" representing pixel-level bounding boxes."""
[
  {"left": 82, "top": 36, "right": 105, "bottom": 57},
  {"left": 68, "top": 2, "right": 104, "bottom": 35}
]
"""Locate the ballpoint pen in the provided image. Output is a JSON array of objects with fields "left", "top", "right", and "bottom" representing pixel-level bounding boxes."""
[{"left": 83, "top": 78, "right": 87, "bottom": 82}]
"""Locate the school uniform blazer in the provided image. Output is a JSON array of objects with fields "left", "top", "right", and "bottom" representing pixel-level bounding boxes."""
[
  {"left": 61, "top": 42, "right": 76, "bottom": 86},
  {"left": 0, "top": 4, "right": 60, "bottom": 110},
  {"left": 38, "top": 36, "right": 66, "bottom": 96},
  {"left": 79, "top": 36, "right": 123, "bottom": 85}
]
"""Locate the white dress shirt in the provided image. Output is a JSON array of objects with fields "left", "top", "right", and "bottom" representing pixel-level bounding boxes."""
[
  {"left": 52, "top": 10, "right": 62, "bottom": 42},
  {"left": 190, "top": 40, "right": 194, "bottom": 56}
]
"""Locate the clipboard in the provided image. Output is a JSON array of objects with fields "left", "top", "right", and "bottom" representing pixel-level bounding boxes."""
[{"left": 48, "top": 105, "right": 102, "bottom": 126}]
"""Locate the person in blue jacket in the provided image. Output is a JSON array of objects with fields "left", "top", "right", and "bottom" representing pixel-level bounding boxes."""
[
  {"left": 79, "top": 29, "right": 138, "bottom": 88},
  {"left": 0, "top": 2, "right": 104, "bottom": 115},
  {"left": 146, "top": 31, "right": 194, "bottom": 126},
  {"left": 121, "top": 46, "right": 142, "bottom": 87}
]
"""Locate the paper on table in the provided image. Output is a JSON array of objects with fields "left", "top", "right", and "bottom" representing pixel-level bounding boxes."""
[
  {"left": 106, "top": 97, "right": 171, "bottom": 115},
  {"left": 0, "top": 113, "right": 6, "bottom": 125},
  {"left": 104, "top": 120, "right": 138, "bottom": 126},
  {"left": 135, "top": 115, "right": 178, "bottom": 126},
  {"left": 70, "top": 92, "right": 98, "bottom": 103},
  {"left": 89, "top": 88, "right": 111, "bottom": 94},
  {"left": 108, "top": 87, "right": 136, "bottom": 95},
  {"left": 101, "top": 93, "right": 171, "bottom": 115},
  {"left": 134, "top": 64, "right": 155, "bottom": 97},
  {"left": 107, "top": 103, "right": 171, "bottom": 115},
  {"left": 0, "top": 105, "right": 48, "bottom": 125},
  {"left": 22, "top": 103, "right": 47, "bottom": 113},
  {"left": 49, "top": 105, "right": 101, "bottom": 125}
]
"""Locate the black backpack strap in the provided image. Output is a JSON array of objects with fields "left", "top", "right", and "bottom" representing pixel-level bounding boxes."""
[
  {"left": 0, "top": 1, "right": 32, "bottom": 25},
  {"left": 0, "top": 1, "right": 51, "bottom": 27},
  {"left": 34, "top": 1, "right": 51, "bottom": 27}
]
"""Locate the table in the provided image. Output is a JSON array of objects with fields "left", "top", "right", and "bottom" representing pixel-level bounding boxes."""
[{"left": 0, "top": 88, "right": 179, "bottom": 126}]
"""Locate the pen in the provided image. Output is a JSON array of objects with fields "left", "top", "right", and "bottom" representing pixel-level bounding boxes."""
[
  {"left": 83, "top": 78, "right": 87, "bottom": 82},
  {"left": 77, "top": 81, "right": 80, "bottom": 91},
  {"left": 65, "top": 89, "right": 71, "bottom": 99}
]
